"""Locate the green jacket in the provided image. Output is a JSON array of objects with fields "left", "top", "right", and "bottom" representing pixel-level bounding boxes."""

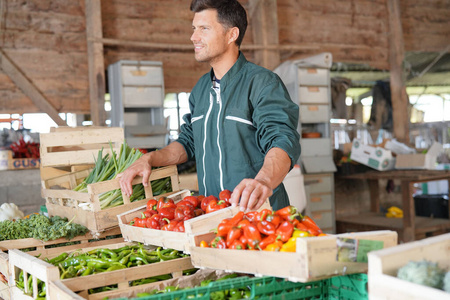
[{"left": 177, "top": 52, "right": 300, "bottom": 210}]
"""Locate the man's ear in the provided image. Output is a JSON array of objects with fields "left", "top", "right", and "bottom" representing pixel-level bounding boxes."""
[{"left": 228, "top": 27, "right": 239, "bottom": 45}]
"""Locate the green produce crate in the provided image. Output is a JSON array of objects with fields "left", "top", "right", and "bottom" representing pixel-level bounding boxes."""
[
  {"left": 116, "top": 276, "right": 327, "bottom": 300},
  {"left": 111, "top": 273, "right": 368, "bottom": 300},
  {"left": 328, "top": 273, "right": 368, "bottom": 300}
]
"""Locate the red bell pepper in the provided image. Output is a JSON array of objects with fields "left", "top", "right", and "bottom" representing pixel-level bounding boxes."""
[
  {"left": 176, "top": 200, "right": 194, "bottom": 208},
  {"left": 131, "top": 216, "right": 146, "bottom": 227},
  {"left": 301, "top": 215, "right": 322, "bottom": 236},
  {"left": 276, "top": 220, "right": 294, "bottom": 242},
  {"left": 216, "top": 220, "right": 233, "bottom": 237},
  {"left": 205, "top": 200, "right": 227, "bottom": 213},
  {"left": 258, "top": 209, "right": 273, "bottom": 222},
  {"left": 183, "top": 195, "right": 200, "bottom": 208},
  {"left": 175, "top": 205, "right": 195, "bottom": 220},
  {"left": 266, "top": 213, "right": 282, "bottom": 228},
  {"left": 256, "top": 220, "right": 276, "bottom": 236},
  {"left": 219, "top": 189, "right": 232, "bottom": 205},
  {"left": 159, "top": 207, "right": 176, "bottom": 220},
  {"left": 201, "top": 195, "right": 218, "bottom": 212},
  {"left": 146, "top": 199, "right": 158, "bottom": 211},
  {"left": 275, "top": 205, "right": 299, "bottom": 221},
  {"left": 174, "top": 221, "right": 185, "bottom": 232},
  {"left": 226, "top": 227, "right": 243, "bottom": 248},
  {"left": 211, "top": 236, "right": 227, "bottom": 249},
  {"left": 146, "top": 214, "right": 162, "bottom": 229},
  {"left": 259, "top": 234, "right": 278, "bottom": 250},
  {"left": 157, "top": 197, "right": 176, "bottom": 212},
  {"left": 229, "top": 239, "right": 245, "bottom": 250},
  {"left": 142, "top": 210, "right": 157, "bottom": 218},
  {"left": 228, "top": 211, "right": 244, "bottom": 227},
  {"left": 242, "top": 223, "right": 262, "bottom": 250},
  {"left": 244, "top": 211, "right": 259, "bottom": 222}
]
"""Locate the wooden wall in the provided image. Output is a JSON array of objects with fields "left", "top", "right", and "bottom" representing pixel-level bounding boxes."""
[{"left": 0, "top": 0, "right": 449, "bottom": 115}]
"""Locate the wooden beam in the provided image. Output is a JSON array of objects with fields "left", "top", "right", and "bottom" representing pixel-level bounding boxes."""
[
  {"left": 85, "top": 0, "right": 106, "bottom": 126},
  {"left": 387, "top": 0, "right": 409, "bottom": 143},
  {"left": 0, "top": 49, "right": 67, "bottom": 126},
  {"left": 96, "top": 37, "right": 318, "bottom": 52},
  {"left": 249, "top": 0, "right": 280, "bottom": 70}
]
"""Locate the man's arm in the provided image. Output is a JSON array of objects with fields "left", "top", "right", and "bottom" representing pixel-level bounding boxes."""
[
  {"left": 229, "top": 147, "right": 291, "bottom": 211},
  {"left": 118, "top": 141, "right": 188, "bottom": 196}
]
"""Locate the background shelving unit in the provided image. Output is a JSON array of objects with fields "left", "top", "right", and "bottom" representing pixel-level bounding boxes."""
[{"left": 108, "top": 60, "right": 169, "bottom": 149}]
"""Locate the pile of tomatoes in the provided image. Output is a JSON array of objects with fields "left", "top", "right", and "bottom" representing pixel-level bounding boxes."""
[
  {"left": 200, "top": 205, "right": 325, "bottom": 252},
  {"left": 130, "top": 190, "right": 233, "bottom": 232}
]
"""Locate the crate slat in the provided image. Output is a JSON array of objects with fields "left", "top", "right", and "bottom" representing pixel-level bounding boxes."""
[
  {"left": 186, "top": 208, "right": 398, "bottom": 283},
  {"left": 42, "top": 165, "right": 179, "bottom": 233},
  {"left": 368, "top": 233, "right": 450, "bottom": 300}
]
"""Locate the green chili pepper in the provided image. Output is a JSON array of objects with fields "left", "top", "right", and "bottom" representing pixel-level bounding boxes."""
[
  {"left": 156, "top": 247, "right": 181, "bottom": 261},
  {"left": 112, "top": 245, "right": 130, "bottom": 253},
  {"left": 105, "top": 264, "right": 126, "bottom": 272},
  {"left": 129, "top": 254, "right": 149, "bottom": 265},
  {"left": 49, "top": 252, "right": 69, "bottom": 265},
  {"left": 211, "top": 290, "right": 226, "bottom": 300}
]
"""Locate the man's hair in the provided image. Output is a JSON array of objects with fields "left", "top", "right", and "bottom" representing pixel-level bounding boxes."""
[{"left": 190, "top": 0, "right": 248, "bottom": 47}]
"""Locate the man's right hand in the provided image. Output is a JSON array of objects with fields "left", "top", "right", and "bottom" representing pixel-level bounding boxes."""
[{"left": 117, "top": 153, "right": 153, "bottom": 197}]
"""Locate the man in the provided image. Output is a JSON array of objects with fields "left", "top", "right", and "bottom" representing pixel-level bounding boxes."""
[{"left": 118, "top": 0, "right": 300, "bottom": 211}]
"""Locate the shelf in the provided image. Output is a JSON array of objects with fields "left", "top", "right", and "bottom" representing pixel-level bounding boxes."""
[{"left": 336, "top": 212, "right": 450, "bottom": 241}]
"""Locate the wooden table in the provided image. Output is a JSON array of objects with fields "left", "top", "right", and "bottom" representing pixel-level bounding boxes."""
[{"left": 336, "top": 169, "right": 450, "bottom": 242}]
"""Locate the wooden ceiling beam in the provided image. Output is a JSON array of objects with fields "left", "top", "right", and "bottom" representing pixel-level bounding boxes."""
[{"left": 0, "top": 49, "right": 67, "bottom": 126}]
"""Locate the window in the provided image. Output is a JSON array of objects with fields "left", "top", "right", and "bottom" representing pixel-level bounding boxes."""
[{"left": 164, "top": 92, "right": 190, "bottom": 140}]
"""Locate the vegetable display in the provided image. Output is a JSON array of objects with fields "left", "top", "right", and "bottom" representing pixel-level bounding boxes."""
[
  {"left": 0, "top": 202, "right": 25, "bottom": 222},
  {"left": 0, "top": 214, "right": 88, "bottom": 242},
  {"left": 397, "top": 260, "right": 450, "bottom": 293},
  {"left": 133, "top": 273, "right": 248, "bottom": 299},
  {"left": 130, "top": 190, "right": 233, "bottom": 232},
  {"left": 200, "top": 205, "right": 325, "bottom": 251},
  {"left": 9, "top": 137, "right": 40, "bottom": 159},
  {"left": 73, "top": 141, "right": 172, "bottom": 209},
  {"left": 16, "top": 244, "right": 190, "bottom": 297}
]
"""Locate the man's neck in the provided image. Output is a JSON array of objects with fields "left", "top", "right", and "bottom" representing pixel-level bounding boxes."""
[{"left": 211, "top": 49, "right": 239, "bottom": 80}]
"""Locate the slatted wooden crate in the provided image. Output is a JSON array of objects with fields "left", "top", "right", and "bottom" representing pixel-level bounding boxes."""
[
  {"left": 39, "top": 126, "right": 124, "bottom": 180},
  {"left": 368, "top": 233, "right": 450, "bottom": 300},
  {"left": 9, "top": 241, "right": 194, "bottom": 300},
  {"left": 0, "top": 228, "right": 123, "bottom": 300},
  {"left": 7, "top": 150, "right": 41, "bottom": 170},
  {"left": 185, "top": 207, "right": 398, "bottom": 283},
  {"left": 118, "top": 194, "right": 272, "bottom": 253},
  {"left": 41, "top": 164, "right": 180, "bottom": 233}
]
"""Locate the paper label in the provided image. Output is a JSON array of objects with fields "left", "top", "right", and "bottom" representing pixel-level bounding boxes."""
[{"left": 336, "top": 238, "right": 384, "bottom": 263}]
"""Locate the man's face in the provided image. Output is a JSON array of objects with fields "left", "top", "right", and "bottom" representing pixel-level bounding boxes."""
[{"left": 190, "top": 9, "right": 230, "bottom": 64}]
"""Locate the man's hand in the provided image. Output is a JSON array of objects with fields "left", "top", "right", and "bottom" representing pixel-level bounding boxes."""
[
  {"left": 117, "top": 153, "right": 153, "bottom": 197},
  {"left": 229, "top": 178, "right": 273, "bottom": 211}
]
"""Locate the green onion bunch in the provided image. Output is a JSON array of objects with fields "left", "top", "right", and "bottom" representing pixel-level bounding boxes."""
[{"left": 73, "top": 141, "right": 172, "bottom": 209}]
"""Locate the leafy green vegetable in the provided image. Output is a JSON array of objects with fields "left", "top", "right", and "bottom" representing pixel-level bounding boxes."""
[{"left": 0, "top": 214, "right": 88, "bottom": 241}]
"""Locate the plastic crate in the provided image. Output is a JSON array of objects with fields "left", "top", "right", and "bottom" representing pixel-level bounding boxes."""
[
  {"left": 113, "top": 276, "right": 327, "bottom": 300},
  {"left": 328, "top": 273, "right": 368, "bottom": 300}
]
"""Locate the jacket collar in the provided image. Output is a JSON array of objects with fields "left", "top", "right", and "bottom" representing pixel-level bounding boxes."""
[{"left": 209, "top": 51, "right": 247, "bottom": 92}]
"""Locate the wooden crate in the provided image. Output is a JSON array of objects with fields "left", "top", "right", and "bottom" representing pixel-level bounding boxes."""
[
  {"left": 0, "top": 228, "right": 123, "bottom": 300},
  {"left": 117, "top": 189, "right": 192, "bottom": 252},
  {"left": 7, "top": 150, "right": 41, "bottom": 170},
  {"left": 39, "top": 126, "right": 124, "bottom": 181},
  {"left": 185, "top": 207, "right": 398, "bottom": 283},
  {"left": 9, "top": 241, "right": 194, "bottom": 300},
  {"left": 41, "top": 164, "right": 180, "bottom": 233},
  {"left": 118, "top": 195, "right": 272, "bottom": 253},
  {"left": 0, "top": 251, "right": 9, "bottom": 300},
  {"left": 368, "top": 233, "right": 450, "bottom": 300}
]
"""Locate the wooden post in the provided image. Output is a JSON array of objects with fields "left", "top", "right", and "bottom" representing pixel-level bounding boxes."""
[
  {"left": 387, "top": 0, "right": 409, "bottom": 143},
  {"left": 85, "top": 0, "right": 106, "bottom": 126},
  {"left": 249, "top": 0, "right": 280, "bottom": 70}
]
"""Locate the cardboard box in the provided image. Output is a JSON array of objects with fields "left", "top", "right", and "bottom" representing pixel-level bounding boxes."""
[
  {"left": 395, "top": 142, "right": 443, "bottom": 170},
  {"left": 350, "top": 139, "right": 395, "bottom": 171}
]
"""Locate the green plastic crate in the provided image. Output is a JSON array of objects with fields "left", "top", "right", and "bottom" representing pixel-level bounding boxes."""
[
  {"left": 327, "top": 273, "right": 368, "bottom": 300},
  {"left": 114, "top": 276, "right": 327, "bottom": 300},
  {"left": 111, "top": 273, "right": 368, "bottom": 300}
]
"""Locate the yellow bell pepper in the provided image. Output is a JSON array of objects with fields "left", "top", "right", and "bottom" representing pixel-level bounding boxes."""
[{"left": 280, "top": 230, "right": 312, "bottom": 252}]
